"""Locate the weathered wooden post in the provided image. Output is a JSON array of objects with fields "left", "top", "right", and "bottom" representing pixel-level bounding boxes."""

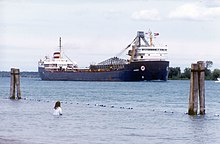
[
  {"left": 10, "top": 68, "right": 16, "bottom": 99},
  {"left": 10, "top": 68, "right": 21, "bottom": 99},
  {"left": 188, "top": 64, "right": 199, "bottom": 115},
  {"left": 198, "top": 61, "right": 205, "bottom": 115},
  {"left": 188, "top": 61, "right": 205, "bottom": 115}
]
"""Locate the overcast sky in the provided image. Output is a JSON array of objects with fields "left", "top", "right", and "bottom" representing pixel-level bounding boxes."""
[{"left": 1, "top": 0, "right": 220, "bottom": 71}]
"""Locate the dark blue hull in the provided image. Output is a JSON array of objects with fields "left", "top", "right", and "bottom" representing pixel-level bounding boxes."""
[{"left": 38, "top": 61, "right": 169, "bottom": 81}]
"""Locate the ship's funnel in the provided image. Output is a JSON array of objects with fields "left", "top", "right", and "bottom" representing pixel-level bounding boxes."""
[{"left": 53, "top": 52, "right": 61, "bottom": 59}]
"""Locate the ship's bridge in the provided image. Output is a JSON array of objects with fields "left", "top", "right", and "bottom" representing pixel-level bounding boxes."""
[
  {"left": 127, "top": 31, "right": 168, "bottom": 62},
  {"left": 133, "top": 46, "right": 168, "bottom": 61}
]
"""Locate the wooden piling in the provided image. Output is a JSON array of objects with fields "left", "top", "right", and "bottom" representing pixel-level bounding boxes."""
[
  {"left": 198, "top": 61, "right": 205, "bottom": 115},
  {"left": 188, "top": 64, "right": 199, "bottom": 115},
  {"left": 188, "top": 61, "right": 205, "bottom": 115},
  {"left": 10, "top": 68, "right": 21, "bottom": 99},
  {"left": 10, "top": 68, "right": 16, "bottom": 99}
]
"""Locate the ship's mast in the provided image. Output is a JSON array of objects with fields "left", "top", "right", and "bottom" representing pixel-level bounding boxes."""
[
  {"left": 149, "top": 31, "right": 153, "bottom": 47},
  {"left": 59, "top": 37, "right": 62, "bottom": 58}
]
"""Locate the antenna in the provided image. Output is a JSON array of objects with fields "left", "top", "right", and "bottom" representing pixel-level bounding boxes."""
[{"left": 59, "top": 37, "right": 62, "bottom": 58}]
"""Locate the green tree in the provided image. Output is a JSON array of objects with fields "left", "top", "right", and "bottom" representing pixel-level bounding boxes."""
[
  {"left": 168, "top": 67, "right": 181, "bottom": 79},
  {"left": 205, "top": 61, "right": 213, "bottom": 68},
  {"left": 181, "top": 67, "right": 191, "bottom": 79},
  {"left": 212, "top": 69, "right": 220, "bottom": 80},
  {"left": 205, "top": 68, "right": 212, "bottom": 80},
  {"left": 204, "top": 61, "right": 213, "bottom": 80}
]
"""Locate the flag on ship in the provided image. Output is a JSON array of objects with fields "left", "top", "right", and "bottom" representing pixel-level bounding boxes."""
[{"left": 154, "top": 33, "right": 159, "bottom": 36}]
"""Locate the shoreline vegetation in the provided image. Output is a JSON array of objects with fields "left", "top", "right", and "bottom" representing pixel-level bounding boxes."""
[
  {"left": 169, "top": 61, "right": 220, "bottom": 81},
  {"left": 168, "top": 67, "right": 220, "bottom": 81},
  {"left": 0, "top": 71, "right": 39, "bottom": 78}
]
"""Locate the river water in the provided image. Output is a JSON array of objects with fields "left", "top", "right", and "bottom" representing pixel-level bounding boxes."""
[{"left": 1, "top": 77, "right": 220, "bottom": 144}]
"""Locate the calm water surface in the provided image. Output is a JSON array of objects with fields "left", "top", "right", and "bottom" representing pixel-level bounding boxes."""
[{"left": 1, "top": 77, "right": 220, "bottom": 144}]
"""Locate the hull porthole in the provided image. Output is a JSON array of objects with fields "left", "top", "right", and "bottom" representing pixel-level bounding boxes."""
[{"left": 141, "top": 66, "right": 145, "bottom": 71}]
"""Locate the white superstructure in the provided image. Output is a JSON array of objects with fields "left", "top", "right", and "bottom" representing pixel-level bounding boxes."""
[
  {"left": 38, "top": 37, "right": 77, "bottom": 71},
  {"left": 128, "top": 31, "right": 168, "bottom": 62}
]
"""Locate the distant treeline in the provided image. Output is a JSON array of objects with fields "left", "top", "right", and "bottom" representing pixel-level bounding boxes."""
[
  {"left": 169, "top": 61, "right": 220, "bottom": 80},
  {"left": 0, "top": 71, "right": 39, "bottom": 78}
]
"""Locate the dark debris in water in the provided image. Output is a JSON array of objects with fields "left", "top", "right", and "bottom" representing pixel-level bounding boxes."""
[
  {"left": 19, "top": 98, "right": 134, "bottom": 110},
  {"left": 8, "top": 98, "right": 220, "bottom": 118}
]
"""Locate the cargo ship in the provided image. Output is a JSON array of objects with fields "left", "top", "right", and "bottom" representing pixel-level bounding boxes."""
[{"left": 38, "top": 31, "right": 169, "bottom": 81}]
